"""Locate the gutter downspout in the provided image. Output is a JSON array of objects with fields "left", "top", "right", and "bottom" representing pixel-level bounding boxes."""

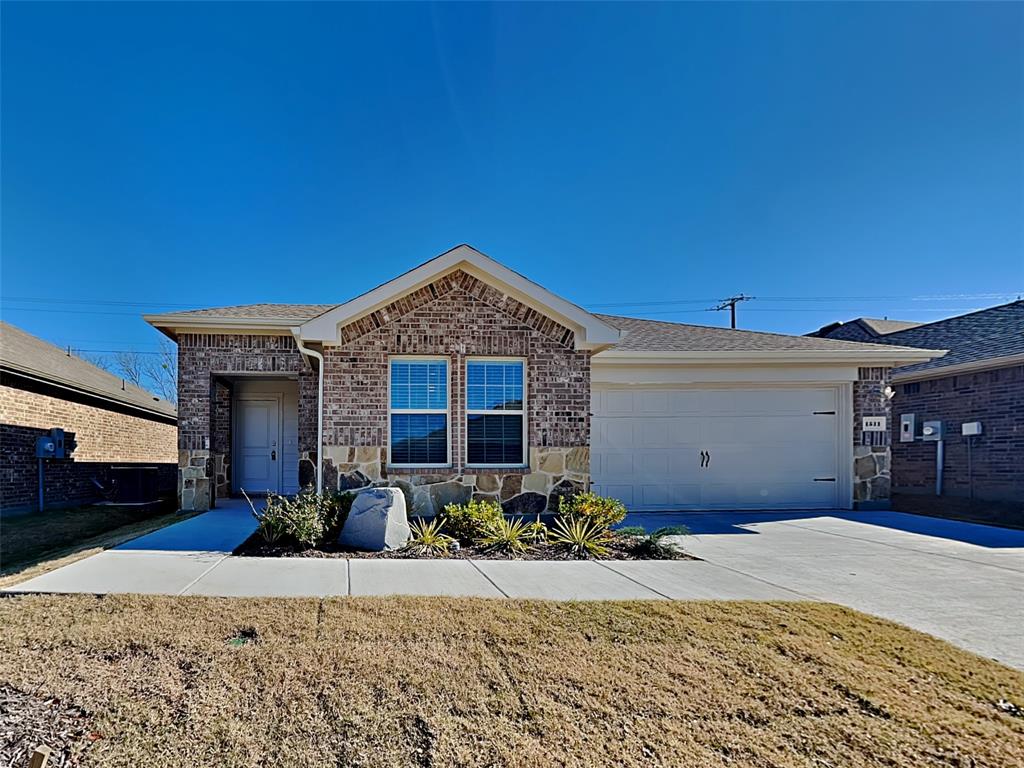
[{"left": 291, "top": 329, "right": 324, "bottom": 495}]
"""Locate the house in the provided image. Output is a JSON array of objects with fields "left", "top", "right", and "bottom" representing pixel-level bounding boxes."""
[
  {"left": 145, "top": 245, "right": 939, "bottom": 514},
  {"left": 0, "top": 321, "right": 178, "bottom": 512},
  {"left": 809, "top": 317, "right": 922, "bottom": 343},
  {"left": 813, "top": 301, "right": 1024, "bottom": 504}
]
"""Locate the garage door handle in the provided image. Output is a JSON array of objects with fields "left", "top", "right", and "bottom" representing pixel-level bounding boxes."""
[
  {"left": 813, "top": 477, "right": 835, "bottom": 482},
  {"left": 700, "top": 450, "right": 710, "bottom": 468}
]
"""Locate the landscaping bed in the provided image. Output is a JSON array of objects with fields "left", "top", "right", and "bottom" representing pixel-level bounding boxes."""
[
  {"left": 1, "top": 594, "right": 1022, "bottom": 767},
  {"left": 235, "top": 490, "right": 695, "bottom": 561},
  {"left": 236, "top": 530, "right": 697, "bottom": 561}
]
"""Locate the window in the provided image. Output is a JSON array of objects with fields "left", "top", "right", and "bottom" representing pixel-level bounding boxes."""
[
  {"left": 466, "top": 359, "right": 526, "bottom": 466},
  {"left": 389, "top": 358, "right": 449, "bottom": 466}
]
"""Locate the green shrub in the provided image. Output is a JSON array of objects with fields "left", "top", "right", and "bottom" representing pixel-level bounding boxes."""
[
  {"left": 243, "top": 489, "right": 345, "bottom": 549},
  {"left": 558, "top": 491, "right": 627, "bottom": 530},
  {"left": 440, "top": 498, "right": 503, "bottom": 542},
  {"left": 550, "top": 516, "right": 612, "bottom": 559},
  {"left": 626, "top": 525, "right": 690, "bottom": 559},
  {"left": 615, "top": 525, "right": 647, "bottom": 538},
  {"left": 407, "top": 518, "right": 454, "bottom": 557},
  {"left": 477, "top": 516, "right": 531, "bottom": 555}
]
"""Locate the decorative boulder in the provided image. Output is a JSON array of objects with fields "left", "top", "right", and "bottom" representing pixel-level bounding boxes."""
[{"left": 339, "top": 488, "right": 410, "bottom": 551}]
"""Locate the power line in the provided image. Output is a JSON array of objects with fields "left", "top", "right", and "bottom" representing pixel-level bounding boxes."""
[{"left": 708, "top": 294, "right": 756, "bottom": 329}]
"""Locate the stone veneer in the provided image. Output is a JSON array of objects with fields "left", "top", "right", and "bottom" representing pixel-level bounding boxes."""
[
  {"left": 310, "top": 445, "right": 590, "bottom": 517},
  {"left": 852, "top": 366, "right": 893, "bottom": 505}
]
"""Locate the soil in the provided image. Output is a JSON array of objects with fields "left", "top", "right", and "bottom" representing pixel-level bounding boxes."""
[
  {"left": 235, "top": 532, "right": 697, "bottom": 561},
  {"left": 0, "top": 684, "right": 93, "bottom": 767}
]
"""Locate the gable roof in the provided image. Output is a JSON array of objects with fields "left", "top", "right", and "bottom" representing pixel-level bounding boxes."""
[
  {"left": 864, "top": 300, "right": 1024, "bottom": 379},
  {"left": 297, "top": 244, "right": 620, "bottom": 349},
  {"left": 0, "top": 321, "right": 177, "bottom": 419},
  {"left": 593, "top": 314, "right": 941, "bottom": 364},
  {"left": 811, "top": 317, "right": 923, "bottom": 342}
]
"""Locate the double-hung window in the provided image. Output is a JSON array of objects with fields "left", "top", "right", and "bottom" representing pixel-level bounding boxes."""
[
  {"left": 466, "top": 359, "right": 526, "bottom": 466},
  {"left": 389, "top": 358, "right": 449, "bottom": 466}
]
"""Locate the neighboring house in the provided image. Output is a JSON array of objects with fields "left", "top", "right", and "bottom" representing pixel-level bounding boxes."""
[
  {"left": 815, "top": 301, "right": 1023, "bottom": 504},
  {"left": 145, "top": 245, "right": 938, "bottom": 515},
  {"left": 810, "top": 317, "right": 922, "bottom": 343},
  {"left": 0, "top": 321, "right": 178, "bottom": 512}
]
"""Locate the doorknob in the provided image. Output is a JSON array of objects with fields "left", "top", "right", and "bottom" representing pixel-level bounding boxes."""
[{"left": 271, "top": 450, "right": 277, "bottom": 461}]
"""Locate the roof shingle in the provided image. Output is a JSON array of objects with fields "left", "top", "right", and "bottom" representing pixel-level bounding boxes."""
[{"left": 0, "top": 321, "right": 177, "bottom": 418}]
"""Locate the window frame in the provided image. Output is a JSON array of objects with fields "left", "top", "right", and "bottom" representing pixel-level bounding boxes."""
[
  {"left": 387, "top": 355, "right": 452, "bottom": 469},
  {"left": 464, "top": 356, "right": 528, "bottom": 469}
]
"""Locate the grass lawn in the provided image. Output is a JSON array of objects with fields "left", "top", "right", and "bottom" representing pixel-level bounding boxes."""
[
  {"left": 0, "top": 505, "right": 198, "bottom": 588},
  {"left": 0, "top": 596, "right": 1021, "bottom": 767}
]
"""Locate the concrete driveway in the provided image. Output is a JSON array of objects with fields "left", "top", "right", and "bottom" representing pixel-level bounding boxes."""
[{"left": 626, "top": 510, "right": 1024, "bottom": 669}]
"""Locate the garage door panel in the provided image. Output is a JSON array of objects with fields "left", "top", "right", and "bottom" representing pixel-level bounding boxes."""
[
  {"left": 591, "top": 386, "right": 842, "bottom": 511},
  {"left": 701, "top": 481, "right": 836, "bottom": 508},
  {"left": 705, "top": 416, "right": 836, "bottom": 445}
]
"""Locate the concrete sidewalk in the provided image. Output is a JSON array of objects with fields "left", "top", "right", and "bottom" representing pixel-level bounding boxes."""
[{"left": 5, "top": 505, "right": 1023, "bottom": 669}]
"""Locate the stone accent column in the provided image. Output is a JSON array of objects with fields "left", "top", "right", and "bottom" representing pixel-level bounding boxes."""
[{"left": 853, "top": 367, "right": 893, "bottom": 506}]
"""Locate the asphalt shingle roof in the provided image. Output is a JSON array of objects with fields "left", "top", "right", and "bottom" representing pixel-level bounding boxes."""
[
  {"left": 869, "top": 300, "right": 1024, "bottom": 376},
  {"left": 158, "top": 303, "right": 336, "bottom": 320},
  {"left": 595, "top": 314, "right": 933, "bottom": 355},
  {"left": 0, "top": 321, "right": 177, "bottom": 418}
]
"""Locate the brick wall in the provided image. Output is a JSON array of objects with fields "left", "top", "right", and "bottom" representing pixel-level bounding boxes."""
[
  {"left": 852, "top": 367, "right": 893, "bottom": 505},
  {"left": 323, "top": 269, "right": 589, "bottom": 454},
  {"left": 0, "top": 376, "right": 176, "bottom": 511},
  {"left": 891, "top": 364, "right": 1023, "bottom": 502},
  {"left": 175, "top": 333, "right": 316, "bottom": 510}
]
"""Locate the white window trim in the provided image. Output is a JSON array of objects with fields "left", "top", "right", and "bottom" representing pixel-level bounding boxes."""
[
  {"left": 465, "top": 357, "right": 528, "bottom": 469},
  {"left": 387, "top": 355, "right": 452, "bottom": 469}
]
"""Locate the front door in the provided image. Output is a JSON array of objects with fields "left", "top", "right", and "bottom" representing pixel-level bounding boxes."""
[{"left": 235, "top": 398, "right": 281, "bottom": 494}]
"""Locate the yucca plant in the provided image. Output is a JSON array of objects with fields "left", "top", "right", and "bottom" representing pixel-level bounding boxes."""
[
  {"left": 526, "top": 513, "right": 548, "bottom": 544},
  {"left": 629, "top": 525, "right": 690, "bottom": 559},
  {"left": 477, "top": 515, "right": 532, "bottom": 555},
  {"left": 550, "top": 515, "right": 612, "bottom": 559},
  {"left": 407, "top": 518, "right": 455, "bottom": 557}
]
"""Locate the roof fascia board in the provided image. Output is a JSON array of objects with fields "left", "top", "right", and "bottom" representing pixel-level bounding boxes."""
[
  {"left": 891, "top": 352, "right": 1024, "bottom": 383},
  {"left": 592, "top": 348, "right": 946, "bottom": 366},
  {"left": 298, "top": 245, "right": 620, "bottom": 349}
]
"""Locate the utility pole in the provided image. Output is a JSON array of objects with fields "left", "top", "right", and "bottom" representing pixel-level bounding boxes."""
[{"left": 710, "top": 294, "right": 755, "bottom": 329}]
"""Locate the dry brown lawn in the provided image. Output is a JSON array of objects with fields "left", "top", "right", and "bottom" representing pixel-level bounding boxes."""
[{"left": 0, "top": 595, "right": 1021, "bottom": 767}]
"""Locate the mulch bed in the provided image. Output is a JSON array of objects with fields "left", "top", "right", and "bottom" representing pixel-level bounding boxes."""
[
  {"left": 235, "top": 533, "right": 697, "bottom": 561},
  {"left": 0, "top": 685, "right": 94, "bottom": 767}
]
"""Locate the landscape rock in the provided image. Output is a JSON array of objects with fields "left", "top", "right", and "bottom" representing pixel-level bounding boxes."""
[
  {"left": 339, "top": 487, "right": 410, "bottom": 551},
  {"left": 338, "top": 470, "right": 371, "bottom": 492}
]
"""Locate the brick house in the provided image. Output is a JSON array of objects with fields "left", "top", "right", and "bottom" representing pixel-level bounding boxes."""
[
  {"left": 812, "top": 301, "right": 1024, "bottom": 504},
  {"left": 146, "top": 245, "right": 938, "bottom": 515},
  {"left": 0, "top": 321, "right": 178, "bottom": 512}
]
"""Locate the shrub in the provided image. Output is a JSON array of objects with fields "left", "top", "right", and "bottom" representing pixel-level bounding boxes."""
[
  {"left": 477, "top": 516, "right": 531, "bottom": 555},
  {"left": 558, "top": 491, "right": 627, "bottom": 530},
  {"left": 243, "top": 489, "right": 345, "bottom": 549},
  {"left": 440, "top": 498, "right": 503, "bottom": 542},
  {"left": 407, "top": 518, "right": 454, "bottom": 557},
  {"left": 626, "top": 525, "right": 690, "bottom": 559},
  {"left": 526, "top": 514, "right": 548, "bottom": 544},
  {"left": 615, "top": 525, "right": 647, "bottom": 538},
  {"left": 550, "top": 516, "right": 612, "bottom": 559}
]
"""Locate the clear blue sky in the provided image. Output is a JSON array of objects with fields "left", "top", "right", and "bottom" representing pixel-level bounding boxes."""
[{"left": 2, "top": 2, "right": 1022, "bottom": 359}]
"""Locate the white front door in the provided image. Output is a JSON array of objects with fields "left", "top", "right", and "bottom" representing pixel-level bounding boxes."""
[
  {"left": 235, "top": 398, "right": 281, "bottom": 494},
  {"left": 591, "top": 386, "right": 841, "bottom": 510}
]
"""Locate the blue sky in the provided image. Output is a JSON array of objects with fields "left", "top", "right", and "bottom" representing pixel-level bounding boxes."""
[{"left": 2, "top": 2, "right": 1022, "bottom": 361}]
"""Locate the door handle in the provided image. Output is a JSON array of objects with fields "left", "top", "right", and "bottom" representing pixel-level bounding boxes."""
[
  {"left": 700, "top": 450, "right": 710, "bottom": 468},
  {"left": 271, "top": 450, "right": 277, "bottom": 461}
]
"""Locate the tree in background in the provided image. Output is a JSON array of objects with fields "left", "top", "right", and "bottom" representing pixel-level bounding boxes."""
[{"left": 74, "top": 340, "right": 178, "bottom": 406}]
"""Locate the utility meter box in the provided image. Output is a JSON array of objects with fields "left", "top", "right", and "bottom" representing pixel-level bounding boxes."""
[
  {"left": 899, "top": 413, "right": 916, "bottom": 443},
  {"left": 962, "top": 421, "right": 983, "bottom": 436},
  {"left": 921, "top": 421, "right": 944, "bottom": 441},
  {"left": 34, "top": 428, "right": 72, "bottom": 459}
]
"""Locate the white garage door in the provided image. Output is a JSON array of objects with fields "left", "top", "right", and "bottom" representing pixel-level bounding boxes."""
[{"left": 591, "top": 387, "right": 840, "bottom": 511}]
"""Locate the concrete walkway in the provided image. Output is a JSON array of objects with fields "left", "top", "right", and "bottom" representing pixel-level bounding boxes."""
[{"left": 5, "top": 504, "right": 1023, "bottom": 668}]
